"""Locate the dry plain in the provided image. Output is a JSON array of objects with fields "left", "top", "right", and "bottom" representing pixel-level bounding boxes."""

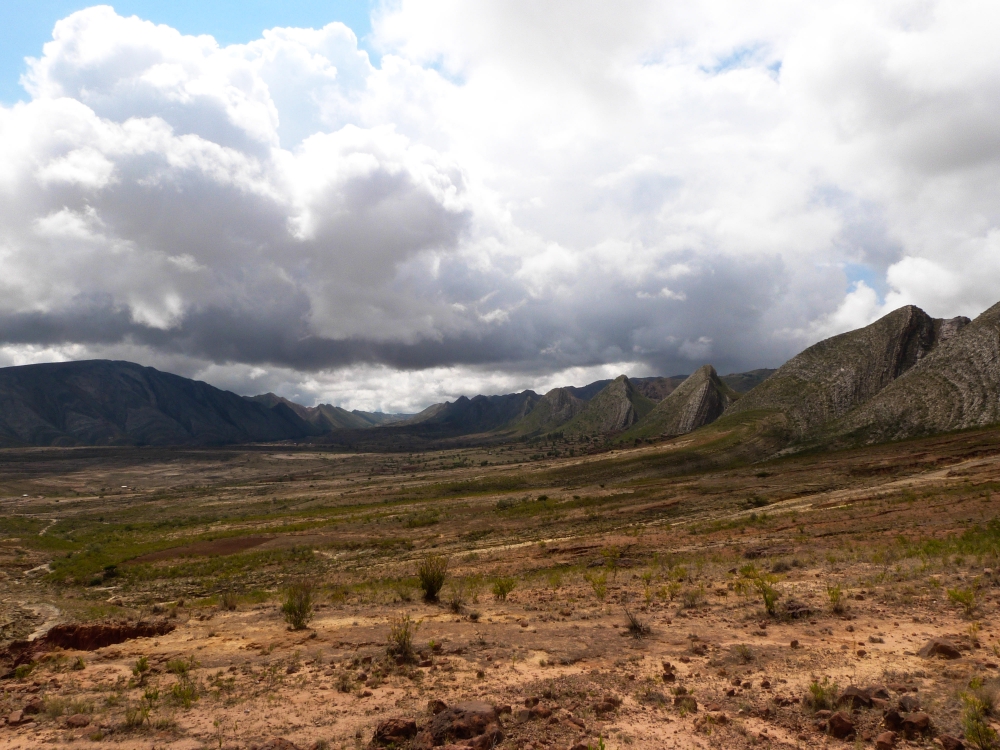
[{"left": 0, "top": 428, "right": 999, "bottom": 750}]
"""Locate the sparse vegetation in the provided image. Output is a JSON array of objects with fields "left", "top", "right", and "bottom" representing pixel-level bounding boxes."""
[
  {"left": 387, "top": 613, "right": 418, "bottom": 661},
  {"left": 735, "top": 563, "right": 780, "bottom": 615},
  {"left": 417, "top": 554, "right": 448, "bottom": 602},
  {"left": 585, "top": 571, "right": 608, "bottom": 601},
  {"left": 491, "top": 575, "right": 517, "bottom": 601},
  {"left": 281, "top": 580, "right": 314, "bottom": 630},
  {"left": 948, "top": 585, "right": 980, "bottom": 618},
  {"left": 827, "top": 583, "right": 845, "bottom": 614}
]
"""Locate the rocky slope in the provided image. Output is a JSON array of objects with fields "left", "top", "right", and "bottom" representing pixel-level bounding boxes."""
[
  {"left": 0, "top": 361, "right": 318, "bottom": 446},
  {"left": 622, "top": 365, "right": 740, "bottom": 440},
  {"left": 818, "top": 301, "right": 1000, "bottom": 445},
  {"left": 720, "top": 368, "right": 776, "bottom": 393},
  {"left": 722, "top": 305, "right": 970, "bottom": 441},
  {"left": 558, "top": 375, "right": 656, "bottom": 436}
]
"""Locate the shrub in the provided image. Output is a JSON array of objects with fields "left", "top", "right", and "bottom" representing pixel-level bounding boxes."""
[
  {"left": 681, "top": 584, "right": 706, "bottom": 609},
  {"left": 71, "top": 657, "right": 86, "bottom": 671},
  {"left": 13, "top": 663, "right": 33, "bottom": 680},
  {"left": 446, "top": 580, "right": 467, "bottom": 613},
  {"left": 220, "top": 590, "right": 239, "bottom": 611},
  {"left": 170, "top": 677, "right": 198, "bottom": 709},
  {"left": 281, "top": 581, "right": 314, "bottom": 630},
  {"left": 962, "top": 680, "right": 999, "bottom": 750},
  {"left": 948, "top": 586, "right": 979, "bottom": 618},
  {"left": 387, "top": 613, "right": 418, "bottom": 661},
  {"left": 166, "top": 657, "right": 194, "bottom": 675},
  {"left": 827, "top": 584, "right": 845, "bottom": 614},
  {"left": 735, "top": 564, "right": 780, "bottom": 616},
  {"left": 805, "top": 678, "right": 838, "bottom": 713},
  {"left": 492, "top": 576, "right": 517, "bottom": 602},
  {"left": 132, "top": 655, "right": 150, "bottom": 684},
  {"left": 733, "top": 644, "right": 754, "bottom": 663},
  {"left": 623, "top": 605, "right": 650, "bottom": 637},
  {"left": 417, "top": 555, "right": 448, "bottom": 602},
  {"left": 585, "top": 571, "right": 608, "bottom": 601}
]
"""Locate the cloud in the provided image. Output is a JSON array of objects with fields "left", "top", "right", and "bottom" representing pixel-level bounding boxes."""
[{"left": 0, "top": 2, "right": 999, "bottom": 410}]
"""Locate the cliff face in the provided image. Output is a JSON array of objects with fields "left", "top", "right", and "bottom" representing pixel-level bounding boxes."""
[
  {"left": 822, "top": 302, "right": 1000, "bottom": 445},
  {"left": 623, "top": 365, "right": 739, "bottom": 440},
  {"left": 723, "top": 305, "right": 970, "bottom": 440},
  {"left": 560, "top": 375, "right": 656, "bottom": 436}
]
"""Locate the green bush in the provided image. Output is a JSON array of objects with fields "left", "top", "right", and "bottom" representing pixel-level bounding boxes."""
[
  {"left": 948, "top": 586, "right": 979, "bottom": 618},
  {"left": 827, "top": 584, "right": 845, "bottom": 614},
  {"left": 492, "top": 576, "right": 517, "bottom": 602},
  {"left": 281, "top": 581, "right": 314, "bottom": 630},
  {"left": 805, "top": 678, "right": 839, "bottom": 713},
  {"left": 417, "top": 555, "right": 448, "bottom": 602},
  {"left": 585, "top": 571, "right": 608, "bottom": 601},
  {"left": 387, "top": 614, "right": 418, "bottom": 661},
  {"left": 735, "top": 563, "right": 780, "bottom": 616}
]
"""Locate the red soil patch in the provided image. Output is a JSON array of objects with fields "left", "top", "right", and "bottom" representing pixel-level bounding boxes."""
[{"left": 128, "top": 535, "right": 273, "bottom": 564}]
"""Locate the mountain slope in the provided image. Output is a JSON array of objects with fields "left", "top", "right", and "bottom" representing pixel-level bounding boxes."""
[
  {"left": 508, "top": 387, "right": 587, "bottom": 436},
  {"left": 404, "top": 391, "right": 541, "bottom": 433},
  {"left": 722, "top": 305, "right": 969, "bottom": 442},
  {"left": 720, "top": 369, "right": 775, "bottom": 393},
  {"left": 818, "top": 302, "right": 1000, "bottom": 445},
  {"left": 559, "top": 375, "right": 656, "bottom": 436},
  {"left": 250, "top": 394, "right": 411, "bottom": 430},
  {"left": 622, "top": 365, "right": 740, "bottom": 440},
  {"left": 0, "top": 361, "right": 318, "bottom": 446}
]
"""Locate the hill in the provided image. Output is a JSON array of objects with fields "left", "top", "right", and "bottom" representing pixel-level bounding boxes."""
[
  {"left": 819, "top": 302, "right": 1000, "bottom": 445},
  {"left": 621, "top": 365, "right": 740, "bottom": 440},
  {"left": 722, "top": 305, "right": 970, "bottom": 442},
  {"left": 0, "top": 361, "right": 318, "bottom": 446},
  {"left": 559, "top": 375, "right": 656, "bottom": 436}
]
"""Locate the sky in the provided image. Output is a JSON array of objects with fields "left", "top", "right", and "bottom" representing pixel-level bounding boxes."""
[{"left": 1, "top": 1, "right": 999, "bottom": 413}]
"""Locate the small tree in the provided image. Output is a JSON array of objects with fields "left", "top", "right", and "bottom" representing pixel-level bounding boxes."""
[
  {"left": 492, "top": 575, "right": 517, "bottom": 601},
  {"left": 827, "top": 584, "right": 845, "bottom": 614},
  {"left": 417, "top": 554, "right": 448, "bottom": 602},
  {"left": 387, "top": 614, "right": 418, "bottom": 661},
  {"left": 281, "top": 580, "right": 314, "bottom": 630}
]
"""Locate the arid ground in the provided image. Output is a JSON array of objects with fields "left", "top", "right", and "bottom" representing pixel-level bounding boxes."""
[{"left": 1, "top": 428, "right": 999, "bottom": 749}]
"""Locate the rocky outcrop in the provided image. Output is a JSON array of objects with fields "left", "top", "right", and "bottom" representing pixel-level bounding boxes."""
[
  {"left": 821, "top": 302, "right": 1000, "bottom": 445},
  {"left": 723, "top": 305, "right": 969, "bottom": 442},
  {"left": 623, "top": 365, "right": 739, "bottom": 439},
  {"left": 559, "top": 376, "right": 656, "bottom": 436}
]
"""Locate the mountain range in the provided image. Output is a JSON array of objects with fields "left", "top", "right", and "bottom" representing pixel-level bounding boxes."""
[{"left": 0, "top": 298, "right": 995, "bottom": 454}]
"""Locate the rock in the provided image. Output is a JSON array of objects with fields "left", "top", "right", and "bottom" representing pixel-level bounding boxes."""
[
  {"left": 827, "top": 711, "right": 855, "bottom": 739},
  {"left": 939, "top": 734, "right": 965, "bottom": 750},
  {"left": 532, "top": 706, "right": 552, "bottom": 719},
  {"left": 917, "top": 638, "right": 962, "bottom": 659},
  {"left": 662, "top": 672, "right": 676, "bottom": 682},
  {"left": 875, "top": 731, "right": 896, "bottom": 750},
  {"left": 790, "top": 639, "right": 800, "bottom": 648},
  {"left": 6, "top": 710, "right": 32, "bottom": 726},
  {"left": 869, "top": 686, "right": 891, "bottom": 701},
  {"left": 901, "top": 712, "right": 931, "bottom": 737},
  {"left": 883, "top": 709, "right": 904, "bottom": 731},
  {"left": 515, "top": 709, "right": 533, "bottom": 723},
  {"left": 65, "top": 714, "right": 90, "bottom": 728},
  {"left": 371, "top": 718, "right": 417, "bottom": 746},
  {"left": 837, "top": 686, "right": 872, "bottom": 710},
  {"left": 898, "top": 695, "right": 920, "bottom": 712},
  {"left": 428, "top": 700, "right": 448, "bottom": 715},
  {"left": 416, "top": 701, "right": 502, "bottom": 748},
  {"left": 21, "top": 699, "right": 43, "bottom": 715},
  {"left": 524, "top": 696, "right": 540, "bottom": 708}
]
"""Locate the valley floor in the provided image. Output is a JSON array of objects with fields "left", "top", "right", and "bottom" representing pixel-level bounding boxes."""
[{"left": 0, "top": 428, "right": 999, "bottom": 749}]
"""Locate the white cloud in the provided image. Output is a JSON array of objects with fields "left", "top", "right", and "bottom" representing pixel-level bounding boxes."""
[{"left": 0, "top": 2, "right": 998, "bottom": 410}]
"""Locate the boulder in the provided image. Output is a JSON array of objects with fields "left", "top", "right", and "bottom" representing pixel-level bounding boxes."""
[
  {"left": 901, "top": 712, "right": 931, "bottom": 738},
  {"left": 414, "top": 702, "right": 502, "bottom": 749},
  {"left": 875, "top": 731, "right": 896, "bottom": 750},
  {"left": 883, "top": 708, "right": 904, "bottom": 731},
  {"left": 65, "top": 714, "right": 90, "bottom": 728},
  {"left": 898, "top": 695, "right": 920, "bottom": 712},
  {"left": 917, "top": 638, "right": 962, "bottom": 659},
  {"left": 837, "top": 686, "right": 872, "bottom": 710},
  {"left": 827, "top": 711, "right": 855, "bottom": 739},
  {"left": 371, "top": 718, "right": 417, "bottom": 746},
  {"left": 940, "top": 735, "right": 965, "bottom": 750},
  {"left": 6, "top": 710, "right": 32, "bottom": 726}
]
